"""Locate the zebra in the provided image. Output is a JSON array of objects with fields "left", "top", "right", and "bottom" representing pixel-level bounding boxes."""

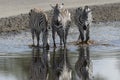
[
  {"left": 74, "top": 6, "right": 92, "bottom": 43},
  {"left": 50, "top": 3, "right": 71, "bottom": 47},
  {"left": 29, "top": 8, "right": 49, "bottom": 49}
]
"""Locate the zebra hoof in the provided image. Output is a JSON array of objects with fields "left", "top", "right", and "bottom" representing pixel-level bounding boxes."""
[
  {"left": 85, "top": 40, "right": 89, "bottom": 44},
  {"left": 46, "top": 44, "right": 50, "bottom": 50},
  {"left": 28, "top": 44, "right": 35, "bottom": 48},
  {"left": 54, "top": 46, "right": 57, "bottom": 48},
  {"left": 54, "top": 44, "right": 57, "bottom": 48}
]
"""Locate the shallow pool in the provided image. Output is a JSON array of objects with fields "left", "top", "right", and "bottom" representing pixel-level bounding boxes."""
[{"left": 0, "top": 21, "right": 120, "bottom": 80}]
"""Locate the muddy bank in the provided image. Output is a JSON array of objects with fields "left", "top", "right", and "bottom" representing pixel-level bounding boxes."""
[
  {"left": 0, "top": 14, "right": 29, "bottom": 32},
  {"left": 90, "top": 3, "right": 120, "bottom": 22},
  {"left": 0, "top": 3, "right": 120, "bottom": 32}
]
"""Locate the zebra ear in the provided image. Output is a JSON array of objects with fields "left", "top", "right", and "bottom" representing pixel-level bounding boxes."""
[
  {"left": 29, "top": 12, "right": 31, "bottom": 15},
  {"left": 29, "top": 10, "right": 32, "bottom": 16},
  {"left": 29, "top": 12, "right": 32, "bottom": 16},
  {"left": 50, "top": 4, "right": 55, "bottom": 9}
]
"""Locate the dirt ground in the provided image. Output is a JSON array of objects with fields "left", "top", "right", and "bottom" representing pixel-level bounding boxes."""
[{"left": 0, "top": 3, "right": 120, "bottom": 32}]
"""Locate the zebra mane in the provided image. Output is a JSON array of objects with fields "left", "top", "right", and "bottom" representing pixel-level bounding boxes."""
[{"left": 30, "top": 8, "right": 43, "bottom": 14}]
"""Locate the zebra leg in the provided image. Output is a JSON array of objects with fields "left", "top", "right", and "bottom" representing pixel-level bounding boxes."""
[
  {"left": 78, "top": 25, "right": 84, "bottom": 42},
  {"left": 35, "top": 31, "right": 40, "bottom": 47},
  {"left": 78, "top": 34, "right": 81, "bottom": 41},
  {"left": 62, "top": 30, "right": 66, "bottom": 48},
  {"left": 64, "top": 27, "right": 70, "bottom": 47},
  {"left": 42, "top": 29, "right": 49, "bottom": 50},
  {"left": 57, "top": 29, "right": 63, "bottom": 46},
  {"left": 85, "top": 26, "right": 90, "bottom": 43},
  {"left": 52, "top": 29, "right": 56, "bottom": 47},
  {"left": 31, "top": 29, "right": 35, "bottom": 46},
  {"left": 80, "top": 30, "right": 84, "bottom": 42},
  {"left": 78, "top": 27, "right": 81, "bottom": 41},
  {"left": 60, "top": 37, "right": 63, "bottom": 46},
  {"left": 65, "top": 21, "right": 70, "bottom": 41}
]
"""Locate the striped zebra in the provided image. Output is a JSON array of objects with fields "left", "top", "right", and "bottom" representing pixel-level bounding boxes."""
[
  {"left": 74, "top": 6, "right": 92, "bottom": 43},
  {"left": 29, "top": 8, "right": 49, "bottom": 49},
  {"left": 50, "top": 3, "right": 71, "bottom": 47}
]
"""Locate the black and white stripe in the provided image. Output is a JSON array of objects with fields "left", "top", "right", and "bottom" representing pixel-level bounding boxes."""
[
  {"left": 29, "top": 8, "right": 49, "bottom": 49},
  {"left": 74, "top": 6, "right": 92, "bottom": 42},
  {"left": 50, "top": 3, "right": 71, "bottom": 47}
]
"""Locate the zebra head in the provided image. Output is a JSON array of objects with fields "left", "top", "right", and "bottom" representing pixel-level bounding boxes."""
[
  {"left": 83, "top": 6, "right": 92, "bottom": 29},
  {"left": 76, "top": 7, "right": 83, "bottom": 15},
  {"left": 52, "top": 4, "right": 60, "bottom": 14},
  {"left": 75, "top": 7, "right": 83, "bottom": 25},
  {"left": 50, "top": 3, "right": 71, "bottom": 47},
  {"left": 75, "top": 6, "right": 91, "bottom": 30},
  {"left": 50, "top": 3, "right": 64, "bottom": 26},
  {"left": 50, "top": 3, "right": 64, "bottom": 10},
  {"left": 84, "top": 6, "right": 89, "bottom": 12}
]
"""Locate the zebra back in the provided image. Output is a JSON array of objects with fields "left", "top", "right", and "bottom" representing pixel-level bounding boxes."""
[{"left": 29, "top": 8, "right": 48, "bottom": 32}]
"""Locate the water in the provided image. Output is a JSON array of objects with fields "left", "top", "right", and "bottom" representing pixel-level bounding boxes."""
[{"left": 0, "top": 22, "right": 120, "bottom": 80}]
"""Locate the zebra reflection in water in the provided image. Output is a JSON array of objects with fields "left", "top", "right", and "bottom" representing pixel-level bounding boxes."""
[
  {"left": 75, "top": 46, "right": 93, "bottom": 80},
  {"left": 29, "top": 48, "right": 49, "bottom": 80},
  {"left": 49, "top": 48, "right": 72, "bottom": 80}
]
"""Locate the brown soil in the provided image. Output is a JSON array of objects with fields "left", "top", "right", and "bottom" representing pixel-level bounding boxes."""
[{"left": 0, "top": 3, "right": 120, "bottom": 33}]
